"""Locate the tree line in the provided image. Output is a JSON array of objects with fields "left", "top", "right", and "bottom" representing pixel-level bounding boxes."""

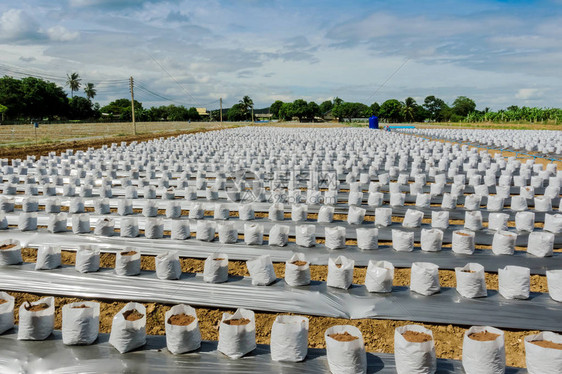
[
  {"left": 2, "top": 74, "right": 562, "bottom": 124},
  {"left": 0, "top": 75, "right": 203, "bottom": 123},
  {"left": 268, "top": 96, "right": 478, "bottom": 123},
  {"left": 266, "top": 96, "right": 562, "bottom": 123}
]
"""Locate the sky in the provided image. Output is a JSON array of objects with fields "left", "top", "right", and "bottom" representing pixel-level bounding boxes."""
[{"left": 1, "top": 0, "right": 561, "bottom": 110}]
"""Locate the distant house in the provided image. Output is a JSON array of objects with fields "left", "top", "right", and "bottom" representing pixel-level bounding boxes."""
[
  {"left": 101, "top": 113, "right": 120, "bottom": 119},
  {"left": 255, "top": 113, "right": 273, "bottom": 120},
  {"left": 323, "top": 110, "right": 336, "bottom": 121},
  {"left": 196, "top": 108, "right": 210, "bottom": 117}
]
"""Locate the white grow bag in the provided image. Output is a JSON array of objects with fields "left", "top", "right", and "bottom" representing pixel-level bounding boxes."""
[
  {"left": 455, "top": 263, "right": 487, "bottom": 298},
  {"left": 164, "top": 304, "right": 202, "bottom": 354},
  {"left": 62, "top": 301, "right": 100, "bottom": 345},
  {"left": 394, "top": 325, "right": 436, "bottom": 374},
  {"left": 365, "top": 260, "right": 394, "bottom": 293},
  {"left": 524, "top": 331, "right": 562, "bottom": 374},
  {"left": 498, "top": 265, "right": 530, "bottom": 300},
  {"left": 270, "top": 315, "right": 309, "bottom": 362},
  {"left": 462, "top": 326, "right": 505, "bottom": 374},
  {"left": 325, "top": 325, "right": 367, "bottom": 374},
  {"left": 217, "top": 308, "right": 256, "bottom": 359},
  {"left": 284, "top": 253, "right": 311, "bottom": 287},
  {"left": 109, "top": 302, "right": 146, "bottom": 353}
]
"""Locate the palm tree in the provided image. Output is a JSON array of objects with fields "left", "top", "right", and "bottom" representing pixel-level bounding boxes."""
[
  {"left": 402, "top": 97, "right": 417, "bottom": 122},
  {"left": 66, "top": 72, "right": 82, "bottom": 98},
  {"left": 239, "top": 95, "right": 254, "bottom": 119},
  {"left": 84, "top": 82, "right": 96, "bottom": 101}
]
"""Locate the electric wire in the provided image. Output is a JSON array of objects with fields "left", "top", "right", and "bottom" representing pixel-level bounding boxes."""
[
  {"left": 148, "top": 55, "right": 201, "bottom": 107},
  {"left": 364, "top": 58, "right": 410, "bottom": 103}
]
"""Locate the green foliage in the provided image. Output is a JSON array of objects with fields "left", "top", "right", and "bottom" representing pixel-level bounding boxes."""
[
  {"left": 84, "top": 83, "right": 96, "bottom": 101},
  {"left": 401, "top": 97, "right": 417, "bottom": 122},
  {"left": 414, "top": 105, "right": 429, "bottom": 122},
  {"left": 227, "top": 103, "right": 247, "bottom": 121},
  {"left": 292, "top": 99, "right": 309, "bottom": 121},
  {"left": 0, "top": 103, "right": 6, "bottom": 122},
  {"left": 146, "top": 106, "right": 168, "bottom": 121},
  {"left": 279, "top": 102, "right": 294, "bottom": 120},
  {"left": 307, "top": 101, "right": 320, "bottom": 119},
  {"left": 319, "top": 100, "right": 333, "bottom": 116},
  {"left": 379, "top": 99, "right": 403, "bottom": 123},
  {"left": 143, "top": 105, "right": 201, "bottom": 121},
  {"left": 239, "top": 95, "right": 254, "bottom": 120},
  {"left": 464, "top": 106, "right": 562, "bottom": 123},
  {"left": 100, "top": 98, "right": 143, "bottom": 121},
  {"left": 69, "top": 96, "right": 98, "bottom": 120},
  {"left": 0, "top": 76, "right": 70, "bottom": 120},
  {"left": 452, "top": 96, "right": 476, "bottom": 117},
  {"left": 332, "top": 101, "right": 372, "bottom": 122},
  {"left": 423, "top": 96, "right": 450, "bottom": 121},
  {"left": 0, "top": 76, "right": 24, "bottom": 118},
  {"left": 2, "top": 75, "right": 560, "bottom": 126},
  {"left": 270, "top": 100, "right": 283, "bottom": 118},
  {"left": 167, "top": 105, "right": 190, "bottom": 121},
  {"left": 66, "top": 72, "right": 81, "bottom": 98},
  {"left": 274, "top": 99, "right": 320, "bottom": 121},
  {"left": 22, "top": 77, "right": 69, "bottom": 120},
  {"left": 187, "top": 107, "right": 201, "bottom": 121}
]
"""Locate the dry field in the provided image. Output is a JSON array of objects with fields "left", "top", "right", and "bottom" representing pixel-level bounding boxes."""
[
  {"left": 0, "top": 121, "right": 239, "bottom": 147},
  {"left": 0, "top": 120, "right": 342, "bottom": 148}
]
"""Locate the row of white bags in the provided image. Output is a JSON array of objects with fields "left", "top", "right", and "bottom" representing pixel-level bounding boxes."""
[
  {"left": 6, "top": 204, "right": 562, "bottom": 242},
  {"left": 248, "top": 252, "right": 561, "bottom": 303},
  {"left": 6, "top": 186, "right": 561, "bottom": 213},
  {"left": 3, "top": 237, "right": 561, "bottom": 301},
  {"left": 3, "top": 167, "right": 561, "bottom": 202},
  {"left": 393, "top": 227, "right": 557, "bottom": 258},
  {"left": 395, "top": 323, "right": 562, "bottom": 374},
  {"left": 3, "top": 294, "right": 560, "bottom": 373},
  {"left": 7, "top": 147, "right": 554, "bottom": 188}
]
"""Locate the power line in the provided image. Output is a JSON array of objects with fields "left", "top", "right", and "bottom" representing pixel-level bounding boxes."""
[
  {"left": 365, "top": 58, "right": 410, "bottom": 103},
  {"left": 0, "top": 62, "right": 129, "bottom": 85},
  {"left": 135, "top": 83, "right": 184, "bottom": 105},
  {"left": 148, "top": 54, "right": 201, "bottom": 107}
]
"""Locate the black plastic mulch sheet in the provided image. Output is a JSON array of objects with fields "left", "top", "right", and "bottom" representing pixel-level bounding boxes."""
[
  {"left": 0, "top": 263, "right": 560, "bottom": 332},
  {"left": 3, "top": 230, "right": 561, "bottom": 275},
  {"left": 0, "top": 330, "right": 527, "bottom": 373}
]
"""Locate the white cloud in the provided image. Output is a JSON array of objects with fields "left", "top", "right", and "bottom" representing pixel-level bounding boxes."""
[
  {"left": 515, "top": 88, "right": 542, "bottom": 100},
  {"left": 46, "top": 25, "right": 79, "bottom": 42},
  {"left": 1, "top": 1, "right": 562, "bottom": 110},
  {"left": 0, "top": 9, "right": 42, "bottom": 42}
]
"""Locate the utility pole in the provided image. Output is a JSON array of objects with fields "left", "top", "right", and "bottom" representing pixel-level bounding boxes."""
[
  {"left": 219, "top": 98, "right": 223, "bottom": 124},
  {"left": 252, "top": 107, "right": 255, "bottom": 124},
  {"left": 130, "top": 76, "right": 136, "bottom": 135}
]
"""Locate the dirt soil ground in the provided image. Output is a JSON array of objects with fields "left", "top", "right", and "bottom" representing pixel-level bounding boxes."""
[{"left": 0, "top": 126, "right": 229, "bottom": 160}]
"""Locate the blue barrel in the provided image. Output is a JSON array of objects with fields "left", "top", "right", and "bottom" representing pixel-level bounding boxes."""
[{"left": 369, "top": 116, "right": 379, "bottom": 129}]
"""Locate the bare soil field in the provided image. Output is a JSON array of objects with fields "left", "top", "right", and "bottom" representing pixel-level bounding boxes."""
[
  {"left": 0, "top": 121, "right": 238, "bottom": 148},
  {"left": 0, "top": 123, "right": 236, "bottom": 160}
]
